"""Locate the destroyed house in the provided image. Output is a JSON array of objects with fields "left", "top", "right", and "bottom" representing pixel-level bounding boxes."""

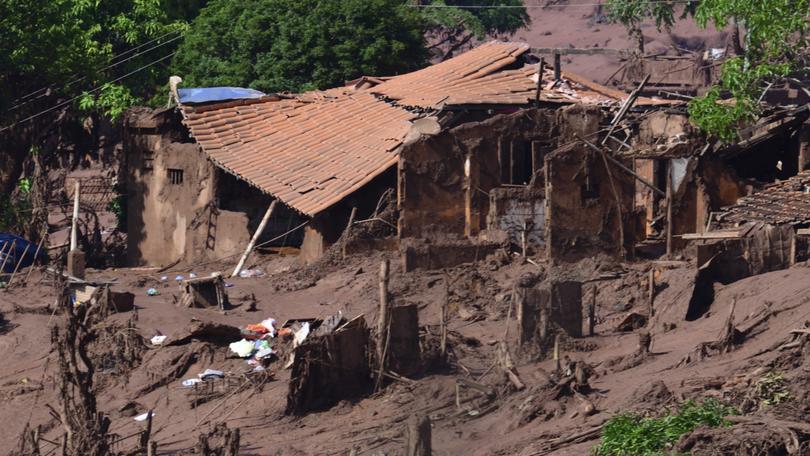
[{"left": 125, "top": 41, "right": 679, "bottom": 268}]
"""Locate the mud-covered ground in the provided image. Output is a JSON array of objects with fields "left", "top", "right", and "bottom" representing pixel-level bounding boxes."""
[{"left": 3, "top": 246, "right": 810, "bottom": 455}]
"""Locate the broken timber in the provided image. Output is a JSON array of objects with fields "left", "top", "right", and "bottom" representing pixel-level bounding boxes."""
[{"left": 231, "top": 200, "right": 276, "bottom": 278}]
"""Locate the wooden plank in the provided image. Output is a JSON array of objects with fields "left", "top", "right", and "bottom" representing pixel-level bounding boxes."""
[
  {"left": 531, "top": 47, "right": 626, "bottom": 56},
  {"left": 680, "top": 231, "right": 743, "bottom": 240}
]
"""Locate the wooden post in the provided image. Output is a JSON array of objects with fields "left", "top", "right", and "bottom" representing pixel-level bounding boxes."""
[
  {"left": 553, "top": 333, "right": 561, "bottom": 373},
  {"left": 554, "top": 52, "right": 561, "bottom": 81},
  {"left": 534, "top": 58, "right": 546, "bottom": 104},
  {"left": 666, "top": 169, "right": 673, "bottom": 257},
  {"left": 638, "top": 331, "right": 652, "bottom": 355},
  {"left": 140, "top": 410, "right": 153, "bottom": 450},
  {"left": 588, "top": 285, "right": 596, "bottom": 337},
  {"left": 521, "top": 222, "right": 528, "bottom": 259},
  {"left": 70, "top": 181, "right": 80, "bottom": 251},
  {"left": 22, "top": 234, "right": 46, "bottom": 287},
  {"left": 497, "top": 341, "right": 525, "bottom": 390},
  {"left": 33, "top": 425, "right": 40, "bottom": 456},
  {"left": 231, "top": 201, "right": 276, "bottom": 278},
  {"left": 0, "top": 239, "right": 16, "bottom": 273},
  {"left": 539, "top": 303, "right": 549, "bottom": 344},
  {"left": 376, "top": 259, "right": 390, "bottom": 389},
  {"left": 6, "top": 241, "right": 31, "bottom": 287},
  {"left": 440, "top": 282, "right": 448, "bottom": 359},
  {"left": 648, "top": 268, "right": 655, "bottom": 318},
  {"left": 406, "top": 415, "right": 432, "bottom": 456},
  {"left": 341, "top": 207, "right": 357, "bottom": 259},
  {"left": 0, "top": 242, "right": 8, "bottom": 273},
  {"left": 147, "top": 441, "right": 157, "bottom": 456}
]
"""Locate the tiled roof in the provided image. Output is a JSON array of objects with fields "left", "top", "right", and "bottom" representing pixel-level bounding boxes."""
[
  {"left": 367, "top": 41, "right": 667, "bottom": 108},
  {"left": 181, "top": 42, "right": 653, "bottom": 216},
  {"left": 183, "top": 93, "right": 415, "bottom": 216},
  {"left": 721, "top": 171, "right": 810, "bottom": 226}
]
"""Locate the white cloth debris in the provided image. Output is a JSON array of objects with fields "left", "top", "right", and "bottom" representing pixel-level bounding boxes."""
[
  {"left": 134, "top": 412, "right": 153, "bottom": 421},
  {"left": 229, "top": 339, "right": 255, "bottom": 358},
  {"left": 150, "top": 335, "right": 167, "bottom": 345}
]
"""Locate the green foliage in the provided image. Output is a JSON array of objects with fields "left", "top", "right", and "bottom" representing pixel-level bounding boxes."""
[
  {"left": 0, "top": 0, "right": 190, "bottom": 123},
  {"left": 420, "top": 0, "right": 529, "bottom": 39},
  {"left": 173, "top": 0, "right": 429, "bottom": 93},
  {"left": 605, "top": 0, "right": 680, "bottom": 32},
  {"left": 755, "top": 370, "right": 791, "bottom": 407},
  {"left": 0, "top": 193, "right": 31, "bottom": 233},
  {"left": 79, "top": 83, "right": 140, "bottom": 121},
  {"left": 688, "top": 0, "right": 809, "bottom": 141},
  {"left": 594, "top": 399, "right": 737, "bottom": 456}
]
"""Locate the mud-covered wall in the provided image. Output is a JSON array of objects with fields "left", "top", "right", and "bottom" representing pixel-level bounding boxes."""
[
  {"left": 545, "top": 141, "right": 635, "bottom": 261},
  {"left": 398, "top": 108, "right": 558, "bottom": 239},
  {"left": 487, "top": 186, "right": 546, "bottom": 251},
  {"left": 124, "top": 108, "right": 250, "bottom": 267}
]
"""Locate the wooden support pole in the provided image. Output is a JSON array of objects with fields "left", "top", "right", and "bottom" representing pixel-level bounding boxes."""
[
  {"left": 534, "top": 58, "right": 545, "bottom": 104},
  {"left": 70, "top": 181, "right": 80, "bottom": 251},
  {"left": 140, "top": 410, "right": 153, "bottom": 450},
  {"left": 521, "top": 222, "right": 528, "bottom": 259},
  {"left": 602, "top": 74, "right": 651, "bottom": 145},
  {"left": 6, "top": 241, "right": 31, "bottom": 287},
  {"left": 376, "top": 259, "right": 390, "bottom": 390},
  {"left": 0, "top": 242, "right": 8, "bottom": 273},
  {"left": 580, "top": 137, "right": 664, "bottom": 197},
  {"left": 341, "top": 206, "right": 357, "bottom": 259},
  {"left": 595, "top": 146, "right": 626, "bottom": 260},
  {"left": 648, "top": 268, "right": 656, "bottom": 318},
  {"left": 496, "top": 341, "right": 525, "bottom": 390},
  {"left": 554, "top": 52, "right": 561, "bottom": 81},
  {"left": 22, "top": 234, "right": 46, "bottom": 287},
  {"left": 588, "top": 285, "right": 596, "bottom": 337},
  {"left": 0, "top": 239, "right": 16, "bottom": 274},
  {"left": 231, "top": 201, "right": 276, "bottom": 278},
  {"left": 147, "top": 441, "right": 157, "bottom": 456},
  {"left": 553, "top": 333, "right": 561, "bottom": 374},
  {"left": 666, "top": 169, "right": 673, "bottom": 257},
  {"left": 406, "top": 415, "right": 432, "bottom": 456},
  {"left": 440, "top": 282, "right": 448, "bottom": 359}
]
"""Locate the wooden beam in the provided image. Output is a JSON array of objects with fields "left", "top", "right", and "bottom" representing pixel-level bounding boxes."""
[
  {"left": 531, "top": 47, "right": 626, "bottom": 56},
  {"left": 580, "top": 137, "right": 665, "bottom": 197},
  {"left": 554, "top": 52, "right": 561, "bottom": 81},
  {"left": 666, "top": 170, "right": 673, "bottom": 257},
  {"left": 680, "top": 231, "right": 744, "bottom": 240},
  {"left": 231, "top": 201, "right": 277, "bottom": 278},
  {"left": 602, "top": 74, "right": 651, "bottom": 145},
  {"left": 70, "top": 181, "right": 80, "bottom": 251},
  {"left": 534, "top": 58, "right": 545, "bottom": 104}
]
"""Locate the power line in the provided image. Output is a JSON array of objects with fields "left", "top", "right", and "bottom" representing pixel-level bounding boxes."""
[
  {"left": 409, "top": 1, "right": 694, "bottom": 8},
  {"left": 8, "top": 29, "right": 184, "bottom": 110},
  {"left": 0, "top": 51, "right": 177, "bottom": 133}
]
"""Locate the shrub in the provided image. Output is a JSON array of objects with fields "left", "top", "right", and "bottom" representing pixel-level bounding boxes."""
[{"left": 594, "top": 399, "right": 736, "bottom": 456}]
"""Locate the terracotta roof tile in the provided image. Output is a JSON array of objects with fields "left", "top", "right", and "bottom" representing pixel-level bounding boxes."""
[
  {"left": 721, "top": 171, "right": 810, "bottom": 226},
  {"left": 181, "top": 42, "right": 651, "bottom": 216}
]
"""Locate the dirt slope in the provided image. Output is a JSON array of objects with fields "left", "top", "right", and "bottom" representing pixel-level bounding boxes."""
[{"left": 2, "top": 251, "right": 810, "bottom": 455}]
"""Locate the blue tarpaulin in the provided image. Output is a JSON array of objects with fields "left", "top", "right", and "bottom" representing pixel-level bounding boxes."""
[
  {"left": 0, "top": 233, "right": 44, "bottom": 273},
  {"left": 178, "top": 87, "right": 267, "bottom": 105}
]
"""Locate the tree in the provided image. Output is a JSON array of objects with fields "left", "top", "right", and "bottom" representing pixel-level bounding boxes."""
[
  {"left": 688, "top": 0, "right": 809, "bottom": 142},
  {"left": 604, "top": 0, "right": 693, "bottom": 53},
  {"left": 420, "top": 0, "right": 530, "bottom": 60},
  {"left": 173, "top": 0, "right": 429, "bottom": 93},
  {"left": 0, "top": 0, "right": 190, "bottom": 227}
]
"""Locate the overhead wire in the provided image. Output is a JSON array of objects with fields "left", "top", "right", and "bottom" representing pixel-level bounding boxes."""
[
  {"left": 9, "top": 28, "right": 183, "bottom": 110},
  {"left": 0, "top": 50, "right": 177, "bottom": 133},
  {"left": 409, "top": 1, "right": 696, "bottom": 8}
]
